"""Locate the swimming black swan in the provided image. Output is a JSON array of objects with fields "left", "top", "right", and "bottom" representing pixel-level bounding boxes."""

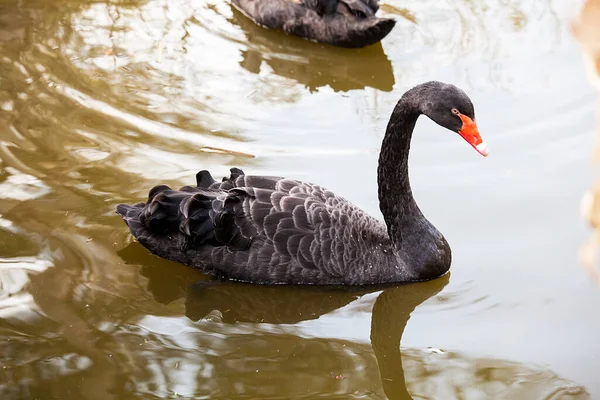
[
  {"left": 117, "top": 81, "right": 488, "bottom": 285},
  {"left": 231, "top": 0, "right": 396, "bottom": 48}
]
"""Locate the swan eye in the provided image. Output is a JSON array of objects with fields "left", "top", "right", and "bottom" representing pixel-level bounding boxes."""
[{"left": 451, "top": 108, "right": 460, "bottom": 115}]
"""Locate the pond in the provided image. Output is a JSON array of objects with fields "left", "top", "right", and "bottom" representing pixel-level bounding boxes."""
[{"left": 0, "top": 0, "right": 598, "bottom": 399}]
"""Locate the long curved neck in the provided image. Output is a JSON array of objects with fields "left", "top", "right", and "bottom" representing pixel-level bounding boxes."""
[{"left": 377, "top": 96, "right": 422, "bottom": 246}]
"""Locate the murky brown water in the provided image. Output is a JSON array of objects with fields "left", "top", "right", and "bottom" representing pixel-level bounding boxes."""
[{"left": 1, "top": 0, "right": 599, "bottom": 399}]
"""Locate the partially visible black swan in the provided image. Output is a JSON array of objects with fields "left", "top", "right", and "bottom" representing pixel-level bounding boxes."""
[
  {"left": 117, "top": 81, "right": 488, "bottom": 285},
  {"left": 231, "top": 4, "right": 395, "bottom": 92},
  {"left": 231, "top": 0, "right": 396, "bottom": 48}
]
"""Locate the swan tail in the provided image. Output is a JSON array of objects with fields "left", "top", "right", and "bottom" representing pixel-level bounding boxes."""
[
  {"left": 116, "top": 186, "right": 219, "bottom": 246},
  {"left": 116, "top": 168, "right": 255, "bottom": 251}
]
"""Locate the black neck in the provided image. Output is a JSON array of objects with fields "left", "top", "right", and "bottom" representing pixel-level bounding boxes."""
[{"left": 377, "top": 95, "right": 423, "bottom": 247}]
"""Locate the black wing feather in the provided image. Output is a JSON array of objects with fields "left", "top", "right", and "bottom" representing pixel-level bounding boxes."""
[
  {"left": 196, "top": 170, "right": 216, "bottom": 188},
  {"left": 231, "top": 0, "right": 394, "bottom": 49},
  {"left": 116, "top": 166, "right": 390, "bottom": 284}
]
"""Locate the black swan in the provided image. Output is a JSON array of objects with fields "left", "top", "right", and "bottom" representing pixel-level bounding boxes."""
[
  {"left": 117, "top": 81, "right": 488, "bottom": 285},
  {"left": 231, "top": 0, "right": 396, "bottom": 48}
]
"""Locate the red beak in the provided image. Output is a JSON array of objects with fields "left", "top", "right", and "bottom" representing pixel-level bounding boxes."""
[{"left": 457, "top": 114, "right": 488, "bottom": 157}]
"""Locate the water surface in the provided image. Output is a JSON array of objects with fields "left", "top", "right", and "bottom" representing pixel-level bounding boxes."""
[{"left": 0, "top": 0, "right": 599, "bottom": 399}]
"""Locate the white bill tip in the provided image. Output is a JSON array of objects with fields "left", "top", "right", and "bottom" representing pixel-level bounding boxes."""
[{"left": 476, "top": 142, "right": 489, "bottom": 157}]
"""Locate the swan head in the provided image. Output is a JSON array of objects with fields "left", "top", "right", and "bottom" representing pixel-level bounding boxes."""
[{"left": 414, "top": 81, "right": 489, "bottom": 157}]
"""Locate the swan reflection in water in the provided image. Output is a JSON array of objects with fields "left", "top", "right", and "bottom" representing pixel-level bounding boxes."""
[
  {"left": 229, "top": 5, "right": 395, "bottom": 93},
  {"left": 116, "top": 243, "right": 591, "bottom": 399}
]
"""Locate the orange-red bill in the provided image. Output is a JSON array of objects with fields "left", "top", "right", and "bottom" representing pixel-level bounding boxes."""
[{"left": 458, "top": 114, "right": 488, "bottom": 157}]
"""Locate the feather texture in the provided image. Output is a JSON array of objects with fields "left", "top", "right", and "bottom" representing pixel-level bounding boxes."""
[
  {"left": 231, "top": 0, "right": 395, "bottom": 48},
  {"left": 118, "top": 168, "right": 407, "bottom": 284}
]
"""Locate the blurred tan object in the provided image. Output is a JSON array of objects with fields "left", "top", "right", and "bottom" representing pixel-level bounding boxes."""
[
  {"left": 572, "top": 0, "right": 600, "bottom": 90},
  {"left": 574, "top": 0, "right": 600, "bottom": 285},
  {"left": 580, "top": 186, "right": 600, "bottom": 286},
  {"left": 572, "top": 0, "right": 600, "bottom": 161}
]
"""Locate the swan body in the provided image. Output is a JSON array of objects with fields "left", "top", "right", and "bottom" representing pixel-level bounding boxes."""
[
  {"left": 117, "top": 81, "right": 488, "bottom": 285},
  {"left": 231, "top": 0, "right": 396, "bottom": 48},
  {"left": 117, "top": 170, "right": 434, "bottom": 285}
]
